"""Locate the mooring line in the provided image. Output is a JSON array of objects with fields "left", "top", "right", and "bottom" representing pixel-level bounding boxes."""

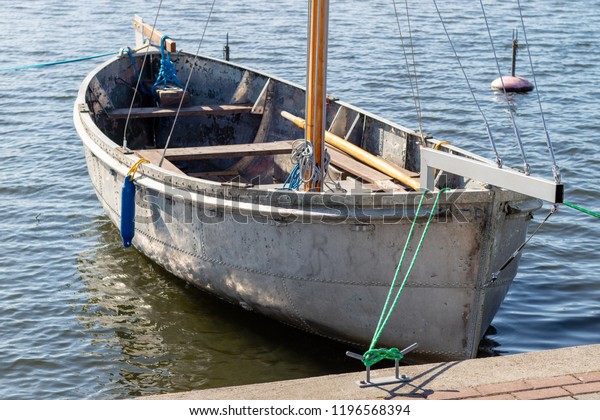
[
  {"left": 0, "top": 51, "right": 118, "bottom": 71},
  {"left": 563, "top": 201, "right": 600, "bottom": 219},
  {"left": 363, "top": 188, "right": 448, "bottom": 367}
]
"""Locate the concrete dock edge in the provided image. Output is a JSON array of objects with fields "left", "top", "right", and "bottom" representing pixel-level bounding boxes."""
[{"left": 140, "top": 344, "right": 600, "bottom": 400}]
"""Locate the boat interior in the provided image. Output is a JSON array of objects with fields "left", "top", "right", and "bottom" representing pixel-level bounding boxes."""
[{"left": 87, "top": 51, "right": 464, "bottom": 193}]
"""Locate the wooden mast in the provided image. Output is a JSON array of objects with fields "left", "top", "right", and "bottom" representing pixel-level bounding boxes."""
[{"left": 305, "top": 0, "right": 329, "bottom": 191}]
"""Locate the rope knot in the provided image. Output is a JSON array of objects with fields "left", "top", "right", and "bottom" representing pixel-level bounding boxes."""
[
  {"left": 152, "top": 35, "right": 184, "bottom": 97},
  {"left": 362, "top": 348, "right": 404, "bottom": 367}
]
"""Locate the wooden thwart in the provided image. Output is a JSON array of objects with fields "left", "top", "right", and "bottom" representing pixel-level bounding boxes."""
[
  {"left": 134, "top": 149, "right": 186, "bottom": 175},
  {"left": 329, "top": 148, "right": 390, "bottom": 183},
  {"left": 143, "top": 141, "right": 295, "bottom": 161},
  {"left": 135, "top": 141, "right": 408, "bottom": 192},
  {"left": 188, "top": 169, "right": 240, "bottom": 179},
  {"left": 108, "top": 104, "right": 254, "bottom": 119},
  {"left": 328, "top": 148, "right": 404, "bottom": 191}
]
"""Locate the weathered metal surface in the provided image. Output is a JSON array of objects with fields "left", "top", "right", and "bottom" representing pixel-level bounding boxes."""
[{"left": 74, "top": 51, "right": 541, "bottom": 361}]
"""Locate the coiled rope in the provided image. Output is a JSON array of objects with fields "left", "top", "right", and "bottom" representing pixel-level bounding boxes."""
[
  {"left": 363, "top": 188, "right": 448, "bottom": 367},
  {"left": 280, "top": 141, "right": 331, "bottom": 191},
  {"left": 151, "top": 35, "right": 185, "bottom": 97}
]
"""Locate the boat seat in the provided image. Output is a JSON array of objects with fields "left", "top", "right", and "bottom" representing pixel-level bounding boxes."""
[
  {"left": 188, "top": 169, "right": 253, "bottom": 184},
  {"left": 136, "top": 141, "right": 411, "bottom": 192},
  {"left": 187, "top": 169, "right": 240, "bottom": 179},
  {"left": 134, "top": 149, "right": 186, "bottom": 175},
  {"left": 107, "top": 103, "right": 255, "bottom": 119},
  {"left": 328, "top": 148, "right": 406, "bottom": 191},
  {"left": 141, "top": 140, "right": 295, "bottom": 161}
]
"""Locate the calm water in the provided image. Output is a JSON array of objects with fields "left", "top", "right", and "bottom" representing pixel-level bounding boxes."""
[{"left": 1, "top": 0, "right": 599, "bottom": 399}]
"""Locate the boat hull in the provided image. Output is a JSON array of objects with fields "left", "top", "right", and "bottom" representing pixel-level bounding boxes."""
[
  {"left": 75, "top": 52, "right": 541, "bottom": 361},
  {"left": 79, "top": 136, "right": 536, "bottom": 361}
]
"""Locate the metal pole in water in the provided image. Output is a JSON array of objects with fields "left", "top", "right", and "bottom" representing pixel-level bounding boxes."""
[
  {"left": 511, "top": 29, "right": 518, "bottom": 77},
  {"left": 223, "top": 33, "right": 230, "bottom": 61}
]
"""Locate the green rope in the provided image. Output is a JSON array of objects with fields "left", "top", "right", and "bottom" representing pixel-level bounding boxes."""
[
  {"left": 363, "top": 188, "right": 449, "bottom": 367},
  {"left": 363, "top": 347, "right": 405, "bottom": 367},
  {"left": 563, "top": 201, "right": 600, "bottom": 219},
  {"left": 0, "top": 51, "right": 118, "bottom": 71}
]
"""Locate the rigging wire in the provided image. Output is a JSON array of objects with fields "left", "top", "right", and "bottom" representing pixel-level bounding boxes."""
[
  {"left": 431, "top": 0, "right": 503, "bottom": 168},
  {"left": 403, "top": 0, "right": 425, "bottom": 146},
  {"left": 490, "top": 204, "right": 557, "bottom": 282},
  {"left": 391, "top": 0, "right": 425, "bottom": 146},
  {"left": 479, "top": 0, "right": 531, "bottom": 175},
  {"left": 516, "top": 0, "right": 561, "bottom": 183},
  {"left": 159, "top": 0, "right": 218, "bottom": 167},
  {"left": 123, "top": 0, "right": 164, "bottom": 151}
]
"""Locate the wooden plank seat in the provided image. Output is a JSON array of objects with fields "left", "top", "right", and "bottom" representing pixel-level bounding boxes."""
[
  {"left": 108, "top": 103, "right": 254, "bottom": 119},
  {"left": 134, "top": 149, "right": 186, "bottom": 176},
  {"left": 327, "top": 148, "right": 406, "bottom": 191},
  {"left": 135, "top": 141, "right": 411, "bottom": 191},
  {"left": 139, "top": 141, "right": 295, "bottom": 162},
  {"left": 187, "top": 169, "right": 240, "bottom": 179}
]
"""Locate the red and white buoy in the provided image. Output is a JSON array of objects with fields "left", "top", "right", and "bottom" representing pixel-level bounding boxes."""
[
  {"left": 491, "top": 75, "right": 534, "bottom": 93},
  {"left": 491, "top": 29, "right": 534, "bottom": 93}
]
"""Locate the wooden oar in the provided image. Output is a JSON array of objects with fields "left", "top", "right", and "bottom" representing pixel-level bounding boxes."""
[{"left": 280, "top": 111, "right": 420, "bottom": 190}]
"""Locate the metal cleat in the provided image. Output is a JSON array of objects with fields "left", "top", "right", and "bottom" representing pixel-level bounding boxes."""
[{"left": 346, "top": 343, "right": 418, "bottom": 388}]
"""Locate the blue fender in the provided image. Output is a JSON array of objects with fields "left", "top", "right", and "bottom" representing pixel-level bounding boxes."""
[{"left": 120, "top": 175, "right": 136, "bottom": 247}]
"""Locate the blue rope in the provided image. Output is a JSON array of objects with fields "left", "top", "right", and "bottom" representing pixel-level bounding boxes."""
[
  {"left": 278, "top": 163, "right": 302, "bottom": 190},
  {"left": 0, "top": 51, "right": 118, "bottom": 71},
  {"left": 151, "top": 35, "right": 184, "bottom": 97},
  {"left": 124, "top": 48, "right": 152, "bottom": 97}
]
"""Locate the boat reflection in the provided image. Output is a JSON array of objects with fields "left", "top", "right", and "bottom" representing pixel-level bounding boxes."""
[
  {"left": 76, "top": 217, "right": 506, "bottom": 397},
  {"left": 76, "top": 217, "right": 357, "bottom": 398},
  {"left": 477, "top": 326, "right": 509, "bottom": 359}
]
